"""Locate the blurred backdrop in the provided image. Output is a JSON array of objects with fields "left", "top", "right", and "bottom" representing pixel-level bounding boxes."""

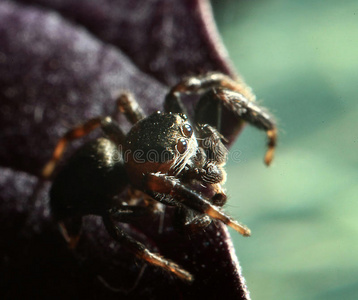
[{"left": 211, "top": 1, "right": 358, "bottom": 299}]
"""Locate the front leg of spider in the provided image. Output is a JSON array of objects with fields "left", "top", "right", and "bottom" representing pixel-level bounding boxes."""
[
  {"left": 144, "top": 173, "right": 251, "bottom": 237},
  {"left": 200, "top": 88, "right": 277, "bottom": 165}
]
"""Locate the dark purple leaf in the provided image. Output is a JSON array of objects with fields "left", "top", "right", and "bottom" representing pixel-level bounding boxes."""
[
  {"left": 16, "top": 0, "right": 234, "bottom": 86},
  {"left": 0, "top": 1, "right": 250, "bottom": 299}
]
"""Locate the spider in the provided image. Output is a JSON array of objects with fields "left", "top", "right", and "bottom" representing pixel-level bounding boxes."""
[{"left": 42, "top": 72, "right": 277, "bottom": 282}]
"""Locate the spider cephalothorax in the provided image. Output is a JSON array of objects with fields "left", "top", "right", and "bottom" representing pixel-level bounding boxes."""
[
  {"left": 42, "top": 72, "right": 277, "bottom": 282},
  {"left": 124, "top": 112, "right": 199, "bottom": 181}
]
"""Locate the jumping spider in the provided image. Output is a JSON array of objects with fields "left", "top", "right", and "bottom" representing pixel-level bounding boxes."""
[{"left": 42, "top": 72, "right": 277, "bottom": 282}]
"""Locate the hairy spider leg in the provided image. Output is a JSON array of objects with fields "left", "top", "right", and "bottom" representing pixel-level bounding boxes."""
[
  {"left": 164, "top": 72, "right": 252, "bottom": 125},
  {"left": 145, "top": 173, "right": 251, "bottom": 237},
  {"left": 171, "top": 182, "right": 227, "bottom": 235},
  {"left": 103, "top": 212, "right": 194, "bottom": 282},
  {"left": 164, "top": 90, "right": 190, "bottom": 116},
  {"left": 206, "top": 88, "right": 277, "bottom": 165},
  {"left": 116, "top": 92, "right": 146, "bottom": 124},
  {"left": 42, "top": 117, "right": 125, "bottom": 179},
  {"left": 58, "top": 217, "right": 82, "bottom": 249},
  {"left": 169, "top": 72, "right": 251, "bottom": 95},
  {"left": 42, "top": 117, "right": 102, "bottom": 179}
]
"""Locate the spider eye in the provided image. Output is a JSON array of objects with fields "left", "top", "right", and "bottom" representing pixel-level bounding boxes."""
[
  {"left": 177, "top": 138, "right": 188, "bottom": 154},
  {"left": 182, "top": 123, "right": 193, "bottom": 138}
]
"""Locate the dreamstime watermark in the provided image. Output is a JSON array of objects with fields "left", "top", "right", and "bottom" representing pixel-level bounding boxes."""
[
  {"left": 109, "top": 143, "right": 242, "bottom": 164},
  {"left": 230, "top": 149, "right": 242, "bottom": 163}
]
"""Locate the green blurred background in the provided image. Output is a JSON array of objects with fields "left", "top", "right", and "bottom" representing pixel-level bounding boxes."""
[{"left": 211, "top": 1, "right": 358, "bottom": 299}]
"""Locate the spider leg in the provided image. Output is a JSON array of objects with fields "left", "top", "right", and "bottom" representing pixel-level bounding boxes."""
[
  {"left": 164, "top": 90, "right": 190, "bottom": 116},
  {"left": 42, "top": 116, "right": 125, "bottom": 178},
  {"left": 42, "top": 117, "right": 100, "bottom": 178},
  {"left": 58, "top": 217, "right": 82, "bottom": 249},
  {"left": 103, "top": 211, "right": 193, "bottom": 282},
  {"left": 167, "top": 72, "right": 250, "bottom": 96},
  {"left": 165, "top": 73, "right": 250, "bottom": 112},
  {"left": 116, "top": 92, "right": 146, "bottom": 124},
  {"left": 198, "top": 88, "right": 277, "bottom": 165},
  {"left": 145, "top": 173, "right": 251, "bottom": 237},
  {"left": 165, "top": 73, "right": 238, "bottom": 116}
]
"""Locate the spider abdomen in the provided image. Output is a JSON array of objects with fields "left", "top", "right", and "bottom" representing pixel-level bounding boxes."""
[{"left": 50, "top": 138, "right": 127, "bottom": 220}]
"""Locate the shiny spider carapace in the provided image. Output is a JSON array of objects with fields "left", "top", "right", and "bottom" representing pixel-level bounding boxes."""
[{"left": 42, "top": 72, "right": 277, "bottom": 282}]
